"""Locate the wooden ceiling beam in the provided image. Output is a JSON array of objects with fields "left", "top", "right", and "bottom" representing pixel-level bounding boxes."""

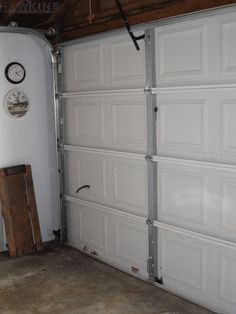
[
  {"left": 42, "top": 0, "right": 82, "bottom": 25},
  {"left": 60, "top": 0, "right": 236, "bottom": 42}
]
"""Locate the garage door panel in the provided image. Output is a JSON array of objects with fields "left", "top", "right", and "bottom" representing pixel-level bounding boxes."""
[
  {"left": 66, "top": 201, "right": 110, "bottom": 258},
  {"left": 157, "top": 91, "right": 236, "bottom": 163},
  {"left": 217, "top": 250, "right": 236, "bottom": 311},
  {"left": 155, "top": 12, "right": 236, "bottom": 87},
  {"left": 106, "top": 34, "right": 146, "bottom": 88},
  {"left": 158, "top": 165, "right": 208, "bottom": 227},
  {"left": 154, "top": 10, "right": 236, "bottom": 314},
  {"left": 222, "top": 20, "right": 236, "bottom": 76},
  {"left": 63, "top": 40, "right": 105, "bottom": 92},
  {"left": 67, "top": 202, "right": 80, "bottom": 249},
  {"left": 158, "top": 227, "right": 236, "bottom": 313},
  {"left": 62, "top": 32, "right": 145, "bottom": 92},
  {"left": 65, "top": 151, "right": 108, "bottom": 204},
  {"left": 78, "top": 205, "right": 109, "bottom": 254},
  {"left": 158, "top": 229, "right": 208, "bottom": 300},
  {"left": 221, "top": 178, "right": 236, "bottom": 233},
  {"left": 65, "top": 150, "right": 148, "bottom": 217},
  {"left": 158, "top": 160, "right": 236, "bottom": 242},
  {"left": 156, "top": 23, "right": 207, "bottom": 83},
  {"left": 158, "top": 98, "right": 208, "bottom": 154},
  {"left": 111, "top": 215, "right": 148, "bottom": 277},
  {"left": 111, "top": 159, "right": 148, "bottom": 216},
  {"left": 222, "top": 100, "right": 236, "bottom": 156},
  {"left": 64, "top": 95, "right": 147, "bottom": 153},
  {"left": 111, "top": 97, "right": 147, "bottom": 151},
  {"left": 64, "top": 98, "right": 106, "bottom": 147},
  {"left": 66, "top": 200, "right": 148, "bottom": 278}
]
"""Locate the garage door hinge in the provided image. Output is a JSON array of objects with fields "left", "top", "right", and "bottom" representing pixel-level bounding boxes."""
[
  {"left": 55, "top": 93, "right": 62, "bottom": 100},
  {"left": 145, "top": 155, "right": 153, "bottom": 162},
  {"left": 144, "top": 85, "right": 152, "bottom": 95},
  {"left": 146, "top": 217, "right": 154, "bottom": 226},
  {"left": 144, "top": 33, "right": 151, "bottom": 45}
]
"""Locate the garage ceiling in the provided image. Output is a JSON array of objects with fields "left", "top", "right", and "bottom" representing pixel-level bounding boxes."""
[{"left": 1, "top": 0, "right": 236, "bottom": 42}]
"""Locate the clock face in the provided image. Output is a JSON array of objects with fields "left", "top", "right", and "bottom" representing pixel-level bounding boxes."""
[
  {"left": 5, "top": 62, "right": 26, "bottom": 84},
  {"left": 4, "top": 89, "right": 29, "bottom": 118}
]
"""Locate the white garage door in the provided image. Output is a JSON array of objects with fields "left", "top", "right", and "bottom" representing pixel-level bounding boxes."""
[
  {"left": 61, "top": 7, "right": 236, "bottom": 314},
  {"left": 62, "top": 32, "right": 149, "bottom": 278},
  {"left": 154, "top": 10, "right": 236, "bottom": 314}
]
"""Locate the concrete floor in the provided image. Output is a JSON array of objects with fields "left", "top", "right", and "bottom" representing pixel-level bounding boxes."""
[{"left": 0, "top": 246, "right": 215, "bottom": 314}]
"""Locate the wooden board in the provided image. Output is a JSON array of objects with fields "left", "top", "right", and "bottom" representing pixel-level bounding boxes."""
[{"left": 0, "top": 165, "right": 43, "bottom": 257}]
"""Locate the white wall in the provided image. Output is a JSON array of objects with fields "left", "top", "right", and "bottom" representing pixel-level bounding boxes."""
[{"left": 0, "top": 31, "right": 59, "bottom": 250}]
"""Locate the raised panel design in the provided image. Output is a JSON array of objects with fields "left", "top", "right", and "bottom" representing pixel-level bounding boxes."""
[
  {"left": 219, "top": 254, "right": 236, "bottom": 304},
  {"left": 159, "top": 100, "right": 208, "bottom": 152},
  {"left": 159, "top": 167, "right": 207, "bottom": 226},
  {"left": 111, "top": 100, "right": 147, "bottom": 150},
  {"left": 158, "top": 228, "right": 236, "bottom": 313},
  {"left": 66, "top": 202, "right": 79, "bottom": 249},
  {"left": 112, "top": 160, "right": 148, "bottom": 216},
  {"left": 113, "top": 216, "right": 148, "bottom": 275},
  {"left": 79, "top": 206, "right": 108, "bottom": 253},
  {"left": 157, "top": 91, "right": 236, "bottom": 162},
  {"left": 160, "top": 231, "right": 207, "bottom": 293},
  {"left": 65, "top": 151, "right": 107, "bottom": 204},
  {"left": 108, "top": 36, "right": 145, "bottom": 87},
  {"left": 157, "top": 160, "right": 236, "bottom": 242},
  {"left": 222, "top": 101, "right": 236, "bottom": 155},
  {"left": 222, "top": 21, "right": 236, "bottom": 75},
  {"left": 64, "top": 95, "right": 147, "bottom": 153},
  {"left": 66, "top": 200, "right": 148, "bottom": 278},
  {"left": 74, "top": 43, "right": 104, "bottom": 89},
  {"left": 221, "top": 179, "right": 236, "bottom": 232},
  {"left": 64, "top": 99, "right": 105, "bottom": 146},
  {"left": 76, "top": 157, "right": 107, "bottom": 202},
  {"left": 63, "top": 41, "right": 104, "bottom": 91},
  {"left": 156, "top": 24, "right": 207, "bottom": 83},
  {"left": 63, "top": 31, "right": 146, "bottom": 91},
  {"left": 65, "top": 151, "right": 148, "bottom": 216}
]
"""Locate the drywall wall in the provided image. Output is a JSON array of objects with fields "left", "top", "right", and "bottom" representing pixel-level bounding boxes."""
[{"left": 0, "top": 31, "right": 59, "bottom": 250}]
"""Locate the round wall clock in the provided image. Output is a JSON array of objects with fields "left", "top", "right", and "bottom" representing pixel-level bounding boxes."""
[
  {"left": 4, "top": 89, "right": 30, "bottom": 118},
  {"left": 5, "top": 62, "right": 26, "bottom": 84}
]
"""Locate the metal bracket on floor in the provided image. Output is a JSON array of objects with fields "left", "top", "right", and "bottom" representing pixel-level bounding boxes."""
[{"left": 155, "top": 277, "right": 164, "bottom": 285}]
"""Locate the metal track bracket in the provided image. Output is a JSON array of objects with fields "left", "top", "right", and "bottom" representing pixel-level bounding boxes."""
[
  {"left": 53, "top": 46, "right": 67, "bottom": 244},
  {"left": 145, "top": 155, "right": 153, "bottom": 162},
  {"left": 146, "top": 217, "right": 154, "bottom": 226},
  {"left": 144, "top": 85, "right": 152, "bottom": 94}
]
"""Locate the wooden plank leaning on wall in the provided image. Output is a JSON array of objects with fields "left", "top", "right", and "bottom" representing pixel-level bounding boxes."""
[{"left": 0, "top": 165, "right": 43, "bottom": 257}]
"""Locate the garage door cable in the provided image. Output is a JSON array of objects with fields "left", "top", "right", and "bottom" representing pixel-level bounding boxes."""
[{"left": 115, "top": 0, "right": 145, "bottom": 51}]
